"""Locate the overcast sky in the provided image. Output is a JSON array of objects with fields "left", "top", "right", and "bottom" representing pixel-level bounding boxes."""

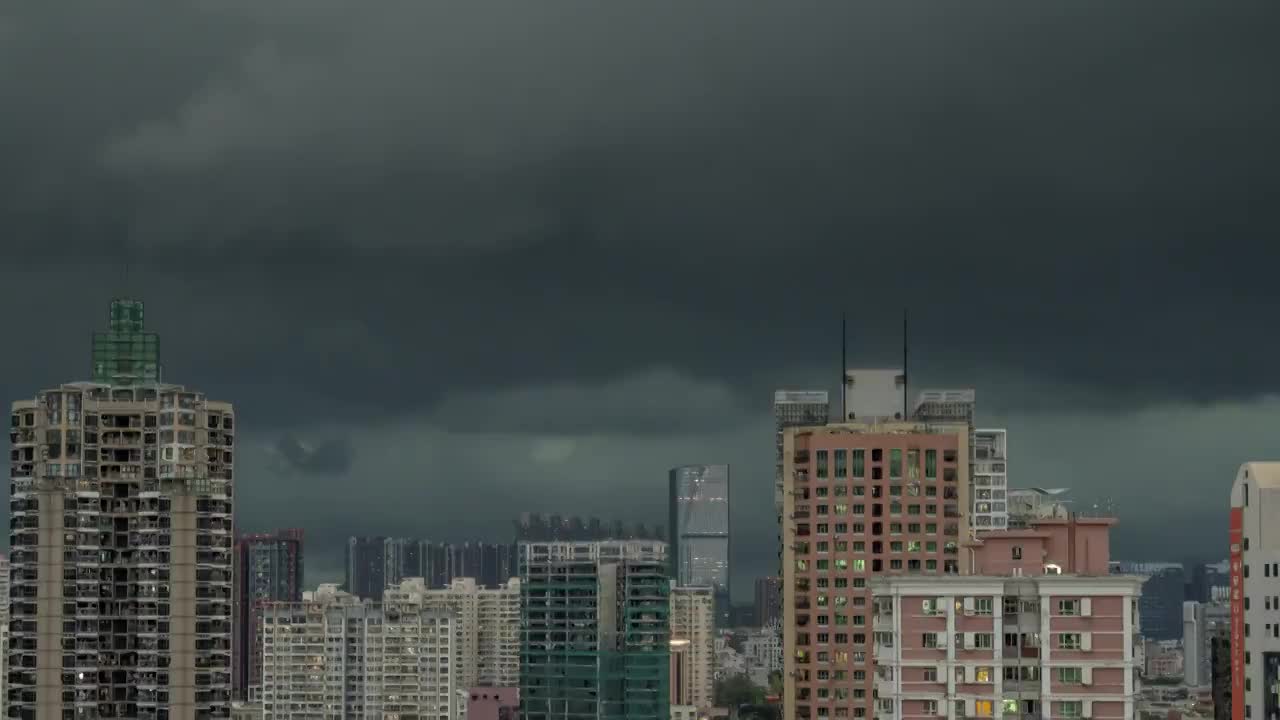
[{"left": 3, "top": 1, "right": 1278, "bottom": 595}]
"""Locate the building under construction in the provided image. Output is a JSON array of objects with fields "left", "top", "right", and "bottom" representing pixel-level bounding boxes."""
[{"left": 520, "top": 541, "right": 670, "bottom": 720}]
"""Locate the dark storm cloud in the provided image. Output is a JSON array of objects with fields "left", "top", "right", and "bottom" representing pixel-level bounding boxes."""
[
  {"left": 2, "top": 1, "right": 1278, "bottom": 574},
  {"left": 270, "top": 436, "right": 354, "bottom": 476},
  {"left": 2, "top": 0, "right": 1277, "bottom": 426}
]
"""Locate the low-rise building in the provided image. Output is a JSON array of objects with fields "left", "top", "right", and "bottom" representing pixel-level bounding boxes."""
[{"left": 871, "top": 517, "right": 1143, "bottom": 720}]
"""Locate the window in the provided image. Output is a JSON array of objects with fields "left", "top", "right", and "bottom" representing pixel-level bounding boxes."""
[
  {"left": 908, "top": 449, "right": 919, "bottom": 479},
  {"left": 923, "top": 701, "right": 938, "bottom": 715},
  {"left": 1011, "top": 546, "right": 1022, "bottom": 560},
  {"left": 1058, "top": 600, "right": 1079, "bottom": 616},
  {"left": 1057, "top": 633, "right": 1082, "bottom": 650},
  {"left": 944, "top": 449, "right": 957, "bottom": 463},
  {"left": 817, "top": 451, "right": 829, "bottom": 478},
  {"left": 1003, "top": 596, "right": 1018, "bottom": 615},
  {"left": 922, "top": 633, "right": 941, "bottom": 648},
  {"left": 974, "top": 597, "right": 994, "bottom": 616},
  {"left": 922, "top": 598, "right": 942, "bottom": 616},
  {"left": 975, "top": 666, "right": 993, "bottom": 683},
  {"left": 1058, "top": 701, "right": 1083, "bottom": 718},
  {"left": 925, "top": 450, "right": 937, "bottom": 477},
  {"left": 974, "top": 633, "right": 994, "bottom": 649},
  {"left": 974, "top": 700, "right": 993, "bottom": 717},
  {"left": 853, "top": 450, "right": 865, "bottom": 477},
  {"left": 835, "top": 450, "right": 847, "bottom": 477},
  {"left": 923, "top": 668, "right": 938, "bottom": 682},
  {"left": 872, "top": 448, "right": 883, "bottom": 462},
  {"left": 1056, "top": 667, "right": 1083, "bottom": 684},
  {"left": 890, "top": 449, "right": 902, "bottom": 477}
]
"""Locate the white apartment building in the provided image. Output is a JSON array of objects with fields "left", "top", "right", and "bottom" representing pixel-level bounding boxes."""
[
  {"left": 390, "top": 576, "right": 521, "bottom": 689},
  {"left": 670, "top": 586, "right": 717, "bottom": 710},
  {"left": 743, "top": 624, "right": 783, "bottom": 678},
  {"left": 260, "top": 583, "right": 456, "bottom": 719},
  {"left": 1229, "top": 462, "right": 1280, "bottom": 720},
  {"left": 972, "top": 429, "right": 1009, "bottom": 530}
]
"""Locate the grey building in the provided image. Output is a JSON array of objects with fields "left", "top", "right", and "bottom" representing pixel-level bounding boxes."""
[
  {"left": 1184, "top": 600, "right": 1230, "bottom": 687},
  {"left": 669, "top": 464, "right": 731, "bottom": 627}
]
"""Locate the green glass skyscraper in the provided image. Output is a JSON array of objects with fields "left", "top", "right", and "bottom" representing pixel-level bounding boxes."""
[{"left": 520, "top": 541, "right": 670, "bottom": 720}]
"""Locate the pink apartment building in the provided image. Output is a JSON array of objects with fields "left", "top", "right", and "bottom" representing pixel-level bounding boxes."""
[
  {"left": 782, "top": 419, "right": 972, "bottom": 720},
  {"left": 870, "top": 518, "right": 1142, "bottom": 720}
]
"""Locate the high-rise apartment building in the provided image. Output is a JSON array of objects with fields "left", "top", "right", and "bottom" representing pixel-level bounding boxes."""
[
  {"left": 233, "top": 529, "right": 304, "bottom": 700},
  {"left": 260, "top": 583, "right": 456, "bottom": 719},
  {"left": 870, "top": 516, "right": 1143, "bottom": 720},
  {"left": 402, "top": 576, "right": 521, "bottom": 689},
  {"left": 669, "top": 587, "right": 716, "bottom": 711},
  {"left": 781, "top": 418, "right": 970, "bottom": 720},
  {"left": 1228, "top": 462, "right": 1280, "bottom": 720},
  {"left": 755, "top": 577, "right": 782, "bottom": 627},
  {"left": 520, "top": 541, "right": 670, "bottom": 720},
  {"left": 669, "top": 465, "right": 731, "bottom": 627},
  {"left": 8, "top": 298, "right": 234, "bottom": 718},
  {"left": 1184, "top": 600, "right": 1230, "bottom": 687}
]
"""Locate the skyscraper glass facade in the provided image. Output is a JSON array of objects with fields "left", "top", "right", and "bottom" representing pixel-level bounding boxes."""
[{"left": 668, "top": 465, "right": 730, "bottom": 627}]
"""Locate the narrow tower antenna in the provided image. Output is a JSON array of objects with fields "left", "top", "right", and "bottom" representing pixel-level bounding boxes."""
[{"left": 841, "top": 312, "right": 847, "bottom": 422}]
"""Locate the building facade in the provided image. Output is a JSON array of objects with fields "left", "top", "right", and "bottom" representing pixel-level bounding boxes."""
[
  {"left": 259, "top": 583, "right": 456, "bottom": 719},
  {"left": 8, "top": 299, "right": 234, "bottom": 718},
  {"left": 1229, "top": 462, "right": 1280, "bottom": 720},
  {"left": 669, "top": 587, "right": 716, "bottom": 711},
  {"left": 397, "top": 576, "right": 521, "bottom": 689},
  {"left": 1184, "top": 601, "right": 1230, "bottom": 687},
  {"left": 781, "top": 419, "right": 970, "bottom": 720},
  {"left": 972, "top": 429, "right": 1009, "bottom": 531},
  {"left": 755, "top": 577, "right": 782, "bottom": 628},
  {"left": 1, "top": 553, "right": 8, "bottom": 720},
  {"left": 870, "top": 517, "right": 1143, "bottom": 720},
  {"left": 520, "top": 541, "right": 670, "bottom": 720},
  {"left": 234, "top": 529, "right": 304, "bottom": 700},
  {"left": 669, "top": 465, "right": 731, "bottom": 627}
]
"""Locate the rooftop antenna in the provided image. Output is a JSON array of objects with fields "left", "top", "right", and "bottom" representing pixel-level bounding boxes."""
[
  {"left": 840, "top": 312, "right": 847, "bottom": 421},
  {"left": 902, "top": 309, "right": 909, "bottom": 420}
]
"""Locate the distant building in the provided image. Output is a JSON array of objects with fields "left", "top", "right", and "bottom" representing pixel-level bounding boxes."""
[
  {"left": 669, "top": 465, "right": 731, "bottom": 626},
  {"left": 345, "top": 537, "right": 518, "bottom": 597},
  {"left": 670, "top": 587, "right": 716, "bottom": 711},
  {"left": 871, "top": 516, "right": 1143, "bottom": 720},
  {"left": 260, "top": 583, "right": 457, "bottom": 718},
  {"left": 515, "top": 513, "right": 664, "bottom": 542},
  {"left": 1183, "top": 600, "right": 1230, "bottom": 687},
  {"left": 1145, "top": 639, "right": 1185, "bottom": 680},
  {"left": 1188, "top": 560, "right": 1230, "bottom": 603},
  {"left": 1007, "top": 487, "right": 1072, "bottom": 528},
  {"left": 520, "top": 541, "right": 670, "bottom": 720},
  {"left": 234, "top": 528, "right": 304, "bottom": 701},
  {"left": 1116, "top": 562, "right": 1187, "bottom": 641},
  {"left": 397, "top": 576, "right": 521, "bottom": 689},
  {"left": 754, "top": 577, "right": 781, "bottom": 627}
]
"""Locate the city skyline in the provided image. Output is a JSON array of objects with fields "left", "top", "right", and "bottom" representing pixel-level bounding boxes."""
[{"left": 4, "top": 0, "right": 1279, "bottom": 614}]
